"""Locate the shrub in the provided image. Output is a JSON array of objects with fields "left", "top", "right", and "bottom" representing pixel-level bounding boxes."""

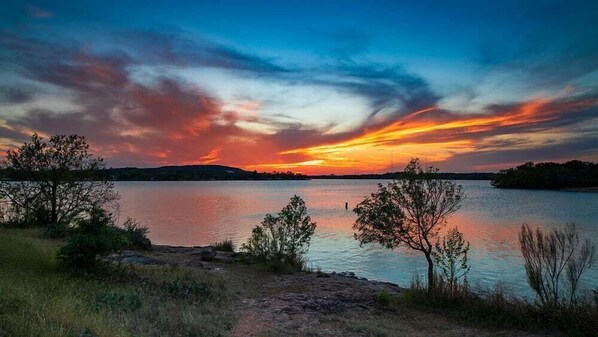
[
  {"left": 211, "top": 238, "right": 235, "bottom": 252},
  {"left": 57, "top": 208, "right": 128, "bottom": 273},
  {"left": 241, "top": 195, "right": 316, "bottom": 272},
  {"left": 519, "top": 223, "right": 595, "bottom": 307},
  {"left": 118, "top": 218, "right": 152, "bottom": 250},
  {"left": 433, "top": 226, "right": 471, "bottom": 295}
]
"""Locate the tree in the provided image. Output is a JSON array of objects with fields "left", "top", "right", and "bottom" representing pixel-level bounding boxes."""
[
  {"left": 242, "top": 195, "right": 317, "bottom": 272},
  {"left": 433, "top": 226, "right": 471, "bottom": 294},
  {"left": 0, "top": 134, "right": 118, "bottom": 233},
  {"left": 519, "top": 223, "right": 595, "bottom": 307},
  {"left": 353, "top": 158, "right": 464, "bottom": 288}
]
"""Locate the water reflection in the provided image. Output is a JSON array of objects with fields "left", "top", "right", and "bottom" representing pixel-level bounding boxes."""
[{"left": 116, "top": 180, "right": 598, "bottom": 296}]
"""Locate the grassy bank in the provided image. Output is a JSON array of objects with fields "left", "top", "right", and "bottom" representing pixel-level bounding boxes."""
[{"left": 0, "top": 229, "right": 236, "bottom": 337}]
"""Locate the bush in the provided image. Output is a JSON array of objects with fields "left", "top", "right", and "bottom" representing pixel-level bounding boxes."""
[
  {"left": 241, "top": 195, "right": 316, "bottom": 273},
  {"left": 118, "top": 218, "right": 152, "bottom": 250},
  {"left": 433, "top": 227, "right": 471, "bottom": 295},
  {"left": 211, "top": 238, "right": 235, "bottom": 252},
  {"left": 519, "top": 223, "right": 595, "bottom": 307},
  {"left": 57, "top": 208, "right": 128, "bottom": 273}
]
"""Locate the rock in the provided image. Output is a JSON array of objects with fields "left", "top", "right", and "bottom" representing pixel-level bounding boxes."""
[
  {"left": 191, "top": 247, "right": 216, "bottom": 261},
  {"left": 120, "top": 253, "right": 166, "bottom": 266},
  {"left": 214, "top": 254, "right": 236, "bottom": 263}
]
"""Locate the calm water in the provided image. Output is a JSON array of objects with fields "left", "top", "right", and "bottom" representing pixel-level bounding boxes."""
[{"left": 116, "top": 180, "right": 598, "bottom": 296}]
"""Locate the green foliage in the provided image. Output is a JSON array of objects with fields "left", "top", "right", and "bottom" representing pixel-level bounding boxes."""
[
  {"left": 241, "top": 195, "right": 316, "bottom": 273},
  {"left": 57, "top": 208, "right": 128, "bottom": 273},
  {"left": 0, "top": 134, "right": 119, "bottom": 236},
  {"left": 492, "top": 160, "right": 598, "bottom": 190},
  {"left": 211, "top": 238, "right": 235, "bottom": 252},
  {"left": 118, "top": 218, "right": 152, "bottom": 250},
  {"left": 353, "top": 158, "right": 464, "bottom": 288},
  {"left": 433, "top": 227, "right": 471, "bottom": 295},
  {"left": 519, "top": 223, "right": 595, "bottom": 307}
]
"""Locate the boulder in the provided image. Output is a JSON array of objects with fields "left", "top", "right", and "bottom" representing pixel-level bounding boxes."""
[{"left": 190, "top": 247, "right": 216, "bottom": 261}]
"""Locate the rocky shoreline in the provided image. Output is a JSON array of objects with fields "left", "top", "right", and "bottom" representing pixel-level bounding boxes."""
[{"left": 112, "top": 244, "right": 402, "bottom": 287}]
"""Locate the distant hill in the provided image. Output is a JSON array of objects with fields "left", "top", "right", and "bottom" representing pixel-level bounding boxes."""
[
  {"left": 491, "top": 161, "right": 598, "bottom": 190},
  {"left": 102, "top": 165, "right": 308, "bottom": 181}
]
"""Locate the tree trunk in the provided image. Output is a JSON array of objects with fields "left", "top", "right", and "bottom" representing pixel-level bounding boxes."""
[
  {"left": 50, "top": 182, "right": 58, "bottom": 224},
  {"left": 425, "top": 252, "right": 434, "bottom": 290}
]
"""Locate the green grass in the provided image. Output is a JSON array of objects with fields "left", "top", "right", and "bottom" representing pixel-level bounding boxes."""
[{"left": 0, "top": 228, "right": 236, "bottom": 337}]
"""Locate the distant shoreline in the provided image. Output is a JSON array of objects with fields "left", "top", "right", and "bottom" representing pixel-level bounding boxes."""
[{"left": 563, "top": 186, "right": 598, "bottom": 193}]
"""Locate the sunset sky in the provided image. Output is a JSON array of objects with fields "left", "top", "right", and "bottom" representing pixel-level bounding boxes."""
[{"left": 0, "top": 1, "right": 596, "bottom": 174}]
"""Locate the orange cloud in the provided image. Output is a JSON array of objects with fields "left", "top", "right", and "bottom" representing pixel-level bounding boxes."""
[{"left": 251, "top": 97, "right": 598, "bottom": 174}]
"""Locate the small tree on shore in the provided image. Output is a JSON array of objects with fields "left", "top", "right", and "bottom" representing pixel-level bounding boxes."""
[
  {"left": 353, "top": 159, "right": 464, "bottom": 289},
  {"left": 242, "top": 195, "right": 316, "bottom": 272},
  {"left": 519, "top": 223, "right": 595, "bottom": 307}
]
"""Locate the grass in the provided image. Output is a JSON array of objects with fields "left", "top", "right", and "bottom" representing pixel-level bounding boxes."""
[
  {"left": 211, "top": 238, "right": 235, "bottom": 252},
  {"left": 396, "top": 279, "right": 598, "bottom": 337},
  {"left": 0, "top": 228, "right": 236, "bottom": 337}
]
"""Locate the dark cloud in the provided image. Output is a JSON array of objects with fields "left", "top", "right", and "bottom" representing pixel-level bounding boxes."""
[
  {"left": 310, "top": 61, "right": 440, "bottom": 119},
  {"left": 113, "top": 29, "right": 289, "bottom": 74},
  {"left": 0, "top": 87, "right": 33, "bottom": 104}
]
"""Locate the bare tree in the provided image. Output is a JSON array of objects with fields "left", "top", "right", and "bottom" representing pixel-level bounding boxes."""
[
  {"left": 519, "top": 223, "right": 595, "bottom": 307},
  {"left": 0, "top": 134, "right": 118, "bottom": 233},
  {"left": 353, "top": 158, "right": 464, "bottom": 288}
]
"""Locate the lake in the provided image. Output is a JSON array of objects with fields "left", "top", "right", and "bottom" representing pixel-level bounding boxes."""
[{"left": 116, "top": 180, "right": 598, "bottom": 296}]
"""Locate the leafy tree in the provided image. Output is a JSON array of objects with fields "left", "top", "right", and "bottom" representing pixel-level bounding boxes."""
[
  {"left": 0, "top": 134, "right": 118, "bottom": 234},
  {"left": 353, "top": 158, "right": 464, "bottom": 288},
  {"left": 433, "top": 226, "right": 471, "bottom": 294},
  {"left": 492, "top": 160, "right": 598, "bottom": 190},
  {"left": 57, "top": 207, "right": 128, "bottom": 272},
  {"left": 519, "top": 223, "right": 595, "bottom": 307},
  {"left": 242, "top": 195, "right": 316, "bottom": 272}
]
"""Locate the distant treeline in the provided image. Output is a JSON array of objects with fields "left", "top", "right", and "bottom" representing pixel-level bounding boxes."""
[
  {"left": 0, "top": 165, "right": 308, "bottom": 181},
  {"left": 102, "top": 165, "right": 308, "bottom": 181},
  {"left": 310, "top": 172, "right": 497, "bottom": 180},
  {"left": 491, "top": 161, "right": 598, "bottom": 190}
]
